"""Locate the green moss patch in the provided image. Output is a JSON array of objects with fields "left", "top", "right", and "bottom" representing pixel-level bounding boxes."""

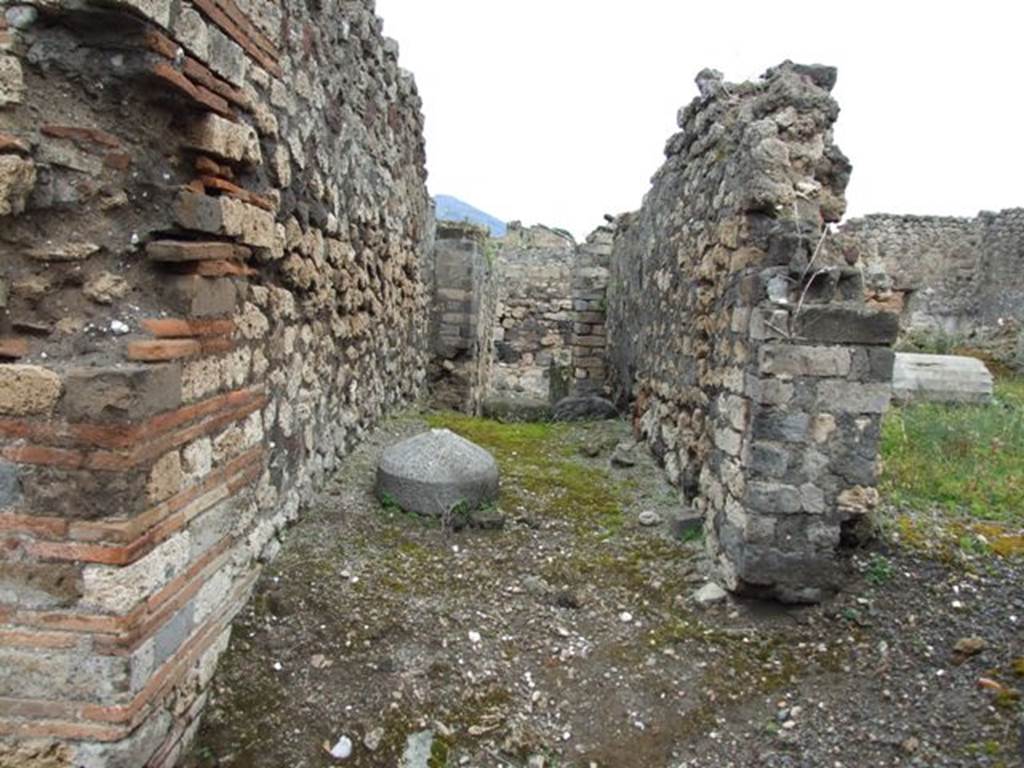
[{"left": 425, "top": 412, "right": 626, "bottom": 536}]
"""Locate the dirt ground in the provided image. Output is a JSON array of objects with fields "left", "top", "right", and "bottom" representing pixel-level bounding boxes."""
[{"left": 186, "top": 410, "right": 1024, "bottom": 768}]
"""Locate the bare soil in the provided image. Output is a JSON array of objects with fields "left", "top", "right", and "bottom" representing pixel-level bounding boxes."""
[{"left": 186, "top": 411, "right": 1024, "bottom": 768}]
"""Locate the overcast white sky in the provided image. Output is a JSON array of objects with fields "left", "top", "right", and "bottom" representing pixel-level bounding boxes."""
[{"left": 375, "top": 0, "right": 1023, "bottom": 239}]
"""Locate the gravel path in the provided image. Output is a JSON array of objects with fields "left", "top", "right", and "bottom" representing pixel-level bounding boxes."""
[{"left": 186, "top": 411, "right": 1024, "bottom": 768}]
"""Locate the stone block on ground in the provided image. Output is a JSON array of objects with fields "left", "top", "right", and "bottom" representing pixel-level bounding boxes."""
[
  {"left": 552, "top": 395, "right": 618, "bottom": 421},
  {"left": 892, "top": 353, "right": 994, "bottom": 405},
  {"left": 481, "top": 397, "right": 552, "bottom": 423},
  {"left": 376, "top": 429, "right": 499, "bottom": 517}
]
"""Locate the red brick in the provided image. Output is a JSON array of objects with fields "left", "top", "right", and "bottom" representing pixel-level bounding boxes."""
[
  {"left": 150, "top": 62, "right": 232, "bottom": 117},
  {"left": 0, "top": 338, "right": 28, "bottom": 359},
  {"left": 146, "top": 239, "right": 250, "bottom": 262},
  {"left": 198, "top": 175, "right": 275, "bottom": 211},
  {"left": 192, "top": 259, "right": 256, "bottom": 278},
  {"left": 198, "top": 336, "right": 236, "bottom": 354},
  {"left": 94, "top": 538, "right": 236, "bottom": 656},
  {"left": 126, "top": 339, "right": 202, "bottom": 362},
  {"left": 195, "top": 155, "right": 233, "bottom": 179},
  {"left": 141, "top": 317, "right": 236, "bottom": 338},
  {"left": 13, "top": 605, "right": 137, "bottom": 634},
  {"left": 88, "top": 570, "right": 259, "bottom": 731},
  {"left": 103, "top": 151, "right": 132, "bottom": 170},
  {"left": 0, "top": 718, "right": 129, "bottom": 742},
  {"left": 0, "top": 388, "right": 264, "bottom": 467},
  {"left": 40, "top": 124, "right": 120, "bottom": 149},
  {"left": 0, "top": 132, "right": 29, "bottom": 155},
  {"left": 182, "top": 56, "right": 248, "bottom": 110},
  {"left": 1, "top": 444, "right": 86, "bottom": 470},
  {"left": 215, "top": 0, "right": 279, "bottom": 58},
  {"left": 142, "top": 28, "right": 179, "bottom": 61},
  {"left": 190, "top": 0, "right": 281, "bottom": 77},
  {"left": 0, "top": 513, "right": 68, "bottom": 538},
  {"left": 25, "top": 539, "right": 132, "bottom": 566},
  {"left": 30, "top": 449, "right": 262, "bottom": 565},
  {"left": 0, "top": 630, "right": 80, "bottom": 649}
]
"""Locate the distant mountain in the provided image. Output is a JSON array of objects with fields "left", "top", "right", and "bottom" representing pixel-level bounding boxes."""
[{"left": 434, "top": 195, "right": 507, "bottom": 237}]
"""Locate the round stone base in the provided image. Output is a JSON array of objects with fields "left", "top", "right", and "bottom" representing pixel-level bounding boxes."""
[{"left": 376, "top": 428, "right": 499, "bottom": 517}]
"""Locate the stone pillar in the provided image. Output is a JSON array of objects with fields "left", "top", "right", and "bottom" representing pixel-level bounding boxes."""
[
  {"left": 429, "top": 221, "right": 498, "bottom": 414},
  {"left": 570, "top": 226, "right": 613, "bottom": 395},
  {"left": 606, "top": 62, "right": 898, "bottom": 603}
]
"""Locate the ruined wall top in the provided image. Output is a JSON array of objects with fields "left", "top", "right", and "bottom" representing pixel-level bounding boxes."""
[
  {"left": 653, "top": 61, "right": 850, "bottom": 225},
  {"left": 437, "top": 219, "right": 489, "bottom": 243},
  {"left": 833, "top": 208, "right": 1024, "bottom": 337},
  {"left": 502, "top": 221, "right": 575, "bottom": 251}
]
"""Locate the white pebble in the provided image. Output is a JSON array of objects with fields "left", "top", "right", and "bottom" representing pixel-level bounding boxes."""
[{"left": 329, "top": 736, "right": 353, "bottom": 759}]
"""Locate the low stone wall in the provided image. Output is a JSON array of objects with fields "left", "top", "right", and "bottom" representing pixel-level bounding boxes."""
[
  {"left": 607, "top": 63, "right": 897, "bottom": 602},
  {"left": 490, "top": 224, "right": 574, "bottom": 401},
  {"left": 429, "top": 221, "right": 498, "bottom": 414},
  {"left": 0, "top": 0, "right": 429, "bottom": 764},
  {"left": 835, "top": 209, "right": 1024, "bottom": 339}
]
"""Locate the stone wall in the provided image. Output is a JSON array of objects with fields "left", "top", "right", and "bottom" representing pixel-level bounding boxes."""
[
  {"left": 429, "top": 221, "right": 497, "bottom": 414},
  {"left": 570, "top": 225, "right": 612, "bottom": 396},
  {"left": 490, "top": 223, "right": 574, "bottom": 402},
  {"left": 0, "top": 0, "right": 430, "bottom": 765},
  {"left": 834, "top": 209, "right": 1024, "bottom": 338},
  {"left": 607, "top": 63, "right": 898, "bottom": 602}
]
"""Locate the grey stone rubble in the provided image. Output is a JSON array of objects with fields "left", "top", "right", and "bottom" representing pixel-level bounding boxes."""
[
  {"left": 376, "top": 428, "right": 500, "bottom": 517},
  {"left": 551, "top": 394, "right": 618, "bottom": 421},
  {"left": 892, "top": 353, "right": 995, "bottom": 405}
]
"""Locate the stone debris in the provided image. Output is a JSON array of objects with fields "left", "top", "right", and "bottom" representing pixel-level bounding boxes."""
[
  {"left": 363, "top": 728, "right": 384, "bottom": 752},
  {"left": 399, "top": 730, "right": 436, "bottom": 768},
  {"left": 552, "top": 395, "right": 619, "bottom": 421},
  {"left": 952, "top": 636, "right": 987, "bottom": 663},
  {"left": 610, "top": 441, "right": 638, "bottom": 467},
  {"left": 693, "top": 582, "right": 729, "bottom": 607},
  {"left": 638, "top": 510, "right": 662, "bottom": 527},
  {"left": 327, "top": 736, "right": 353, "bottom": 760}
]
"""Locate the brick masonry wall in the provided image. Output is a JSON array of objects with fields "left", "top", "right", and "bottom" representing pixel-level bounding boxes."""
[
  {"left": 607, "top": 63, "right": 898, "bottom": 603},
  {"left": 490, "top": 223, "right": 574, "bottom": 402},
  {"left": 833, "top": 209, "right": 1024, "bottom": 337},
  {"left": 429, "top": 221, "right": 498, "bottom": 415},
  {"left": 570, "top": 226, "right": 612, "bottom": 396},
  {"left": 0, "top": 0, "right": 429, "bottom": 765}
]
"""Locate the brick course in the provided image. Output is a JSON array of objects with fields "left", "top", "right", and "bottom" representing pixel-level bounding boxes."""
[{"left": 0, "top": 1, "right": 429, "bottom": 764}]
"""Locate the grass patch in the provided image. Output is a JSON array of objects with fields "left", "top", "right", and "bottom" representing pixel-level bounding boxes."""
[
  {"left": 880, "top": 374, "right": 1023, "bottom": 524},
  {"left": 881, "top": 367, "right": 1024, "bottom": 561}
]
